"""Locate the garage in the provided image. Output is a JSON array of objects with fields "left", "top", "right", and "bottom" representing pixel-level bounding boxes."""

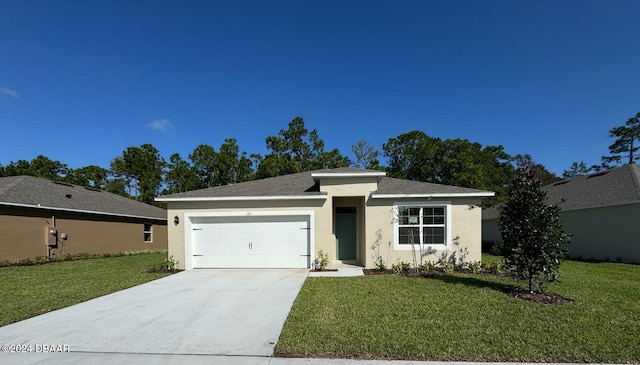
[{"left": 188, "top": 214, "right": 311, "bottom": 269}]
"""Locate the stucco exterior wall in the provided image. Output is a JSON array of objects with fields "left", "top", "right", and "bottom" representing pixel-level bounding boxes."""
[
  {"left": 318, "top": 177, "right": 378, "bottom": 196},
  {"left": 0, "top": 206, "right": 167, "bottom": 262},
  {"left": 364, "top": 197, "right": 483, "bottom": 268}
]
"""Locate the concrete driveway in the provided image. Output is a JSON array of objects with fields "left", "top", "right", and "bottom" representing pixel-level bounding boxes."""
[{"left": 0, "top": 269, "right": 307, "bottom": 363}]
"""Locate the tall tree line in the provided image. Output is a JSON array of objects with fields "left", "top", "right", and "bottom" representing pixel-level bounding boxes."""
[{"left": 15, "top": 115, "right": 632, "bottom": 206}]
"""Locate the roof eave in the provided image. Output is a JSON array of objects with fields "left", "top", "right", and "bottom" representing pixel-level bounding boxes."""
[
  {"left": 155, "top": 194, "right": 328, "bottom": 202},
  {"left": 311, "top": 171, "right": 386, "bottom": 183},
  {"left": 371, "top": 192, "right": 495, "bottom": 199},
  {"left": 0, "top": 202, "right": 166, "bottom": 221}
]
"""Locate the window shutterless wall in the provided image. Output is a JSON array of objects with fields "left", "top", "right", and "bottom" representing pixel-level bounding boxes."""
[{"left": 364, "top": 197, "right": 483, "bottom": 268}]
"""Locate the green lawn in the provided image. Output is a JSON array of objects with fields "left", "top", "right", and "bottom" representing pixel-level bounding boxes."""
[
  {"left": 277, "top": 256, "right": 640, "bottom": 362},
  {"left": 0, "top": 252, "right": 172, "bottom": 327}
]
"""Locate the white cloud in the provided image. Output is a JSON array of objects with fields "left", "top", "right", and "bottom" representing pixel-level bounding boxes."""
[
  {"left": 147, "top": 118, "right": 171, "bottom": 132},
  {"left": 0, "top": 87, "right": 19, "bottom": 98}
]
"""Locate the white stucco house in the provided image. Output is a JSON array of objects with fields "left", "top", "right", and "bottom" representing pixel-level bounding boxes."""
[{"left": 156, "top": 168, "right": 494, "bottom": 270}]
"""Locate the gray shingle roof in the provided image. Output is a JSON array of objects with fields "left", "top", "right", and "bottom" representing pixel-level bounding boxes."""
[
  {"left": 0, "top": 176, "right": 166, "bottom": 220},
  {"left": 544, "top": 164, "right": 640, "bottom": 211},
  {"left": 157, "top": 168, "right": 494, "bottom": 200},
  {"left": 376, "top": 177, "right": 492, "bottom": 195},
  {"left": 482, "top": 164, "right": 640, "bottom": 220}
]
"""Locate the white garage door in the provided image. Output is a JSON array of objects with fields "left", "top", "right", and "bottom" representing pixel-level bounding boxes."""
[{"left": 190, "top": 215, "right": 311, "bottom": 269}]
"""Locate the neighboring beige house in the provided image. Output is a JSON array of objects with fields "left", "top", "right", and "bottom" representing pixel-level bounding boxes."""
[
  {"left": 0, "top": 175, "right": 168, "bottom": 261},
  {"left": 156, "top": 168, "right": 494, "bottom": 270},
  {"left": 483, "top": 164, "right": 640, "bottom": 264}
]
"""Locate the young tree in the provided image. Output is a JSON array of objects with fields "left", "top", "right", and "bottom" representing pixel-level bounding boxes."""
[
  {"left": 602, "top": 112, "right": 640, "bottom": 166},
  {"left": 499, "top": 167, "right": 571, "bottom": 293}
]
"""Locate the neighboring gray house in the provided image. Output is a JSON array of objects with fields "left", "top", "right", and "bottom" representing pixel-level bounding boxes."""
[{"left": 482, "top": 164, "right": 640, "bottom": 263}]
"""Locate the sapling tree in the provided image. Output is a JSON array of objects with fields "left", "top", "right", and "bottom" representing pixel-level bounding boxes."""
[{"left": 499, "top": 167, "right": 571, "bottom": 293}]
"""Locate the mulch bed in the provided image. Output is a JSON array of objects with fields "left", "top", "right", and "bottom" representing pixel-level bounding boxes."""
[
  {"left": 508, "top": 288, "right": 573, "bottom": 305},
  {"left": 142, "top": 268, "right": 183, "bottom": 274}
]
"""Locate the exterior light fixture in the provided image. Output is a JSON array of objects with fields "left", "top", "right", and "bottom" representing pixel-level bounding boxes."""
[{"left": 174, "top": 216, "right": 180, "bottom": 225}]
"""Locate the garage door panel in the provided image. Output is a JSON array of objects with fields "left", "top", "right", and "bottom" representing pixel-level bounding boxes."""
[{"left": 190, "top": 215, "right": 310, "bottom": 269}]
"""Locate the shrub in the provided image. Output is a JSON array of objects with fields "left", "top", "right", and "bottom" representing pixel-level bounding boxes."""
[
  {"left": 391, "top": 261, "right": 411, "bottom": 274},
  {"left": 489, "top": 262, "right": 504, "bottom": 275},
  {"left": 374, "top": 256, "right": 387, "bottom": 272},
  {"left": 164, "top": 255, "right": 178, "bottom": 271},
  {"left": 442, "top": 262, "right": 455, "bottom": 275},
  {"left": 468, "top": 261, "right": 482, "bottom": 274},
  {"left": 313, "top": 250, "right": 329, "bottom": 271},
  {"left": 420, "top": 261, "right": 436, "bottom": 272}
]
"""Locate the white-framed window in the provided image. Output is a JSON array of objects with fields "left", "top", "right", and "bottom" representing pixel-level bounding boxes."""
[
  {"left": 393, "top": 202, "right": 452, "bottom": 250},
  {"left": 144, "top": 224, "right": 153, "bottom": 242}
]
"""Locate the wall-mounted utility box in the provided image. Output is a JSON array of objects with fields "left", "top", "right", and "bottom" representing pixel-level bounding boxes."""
[{"left": 45, "top": 226, "right": 57, "bottom": 246}]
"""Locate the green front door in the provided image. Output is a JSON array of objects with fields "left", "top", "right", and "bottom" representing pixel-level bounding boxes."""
[{"left": 336, "top": 207, "right": 357, "bottom": 260}]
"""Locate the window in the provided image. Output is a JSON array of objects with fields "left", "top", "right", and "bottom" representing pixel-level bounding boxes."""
[
  {"left": 394, "top": 203, "right": 451, "bottom": 250},
  {"left": 144, "top": 224, "right": 152, "bottom": 242}
]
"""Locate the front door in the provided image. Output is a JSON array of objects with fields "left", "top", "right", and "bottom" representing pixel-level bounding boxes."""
[{"left": 335, "top": 207, "right": 357, "bottom": 260}]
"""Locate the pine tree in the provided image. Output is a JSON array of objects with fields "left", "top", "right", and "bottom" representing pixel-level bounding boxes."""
[{"left": 602, "top": 112, "right": 640, "bottom": 166}]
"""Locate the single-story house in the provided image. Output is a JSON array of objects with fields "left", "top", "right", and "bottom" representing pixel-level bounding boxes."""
[
  {"left": 482, "top": 164, "right": 640, "bottom": 263},
  {"left": 0, "top": 175, "right": 168, "bottom": 261},
  {"left": 156, "top": 168, "right": 494, "bottom": 270}
]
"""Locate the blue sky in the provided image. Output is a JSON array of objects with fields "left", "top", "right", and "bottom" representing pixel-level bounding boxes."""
[{"left": 1, "top": 0, "right": 638, "bottom": 175}]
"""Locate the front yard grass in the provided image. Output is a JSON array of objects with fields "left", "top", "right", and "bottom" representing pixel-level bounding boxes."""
[
  {"left": 276, "top": 256, "right": 640, "bottom": 362},
  {"left": 0, "top": 252, "right": 172, "bottom": 327}
]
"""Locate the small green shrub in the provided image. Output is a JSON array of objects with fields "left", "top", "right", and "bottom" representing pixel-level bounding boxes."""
[
  {"left": 314, "top": 250, "right": 329, "bottom": 271},
  {"left": 419, "top": 261, "right": 436, "bottom": 272},
  {"left": 164, "top": 255, "right": 178, "bottom": 271},
  {"left": 442, "top": 262, "right": 455, "bottom": 275},
  {"left": 489, "top": 261, "right": 503, "bottom": 275},
  {"left": 468, "top": 261, "right": 482, "bottom": 274},
  {"left": 392, "top": 261, "right": 411, "bottom": 274},
  {"left": 374, "top": 256, "right": 387, "bottom": 271}
]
